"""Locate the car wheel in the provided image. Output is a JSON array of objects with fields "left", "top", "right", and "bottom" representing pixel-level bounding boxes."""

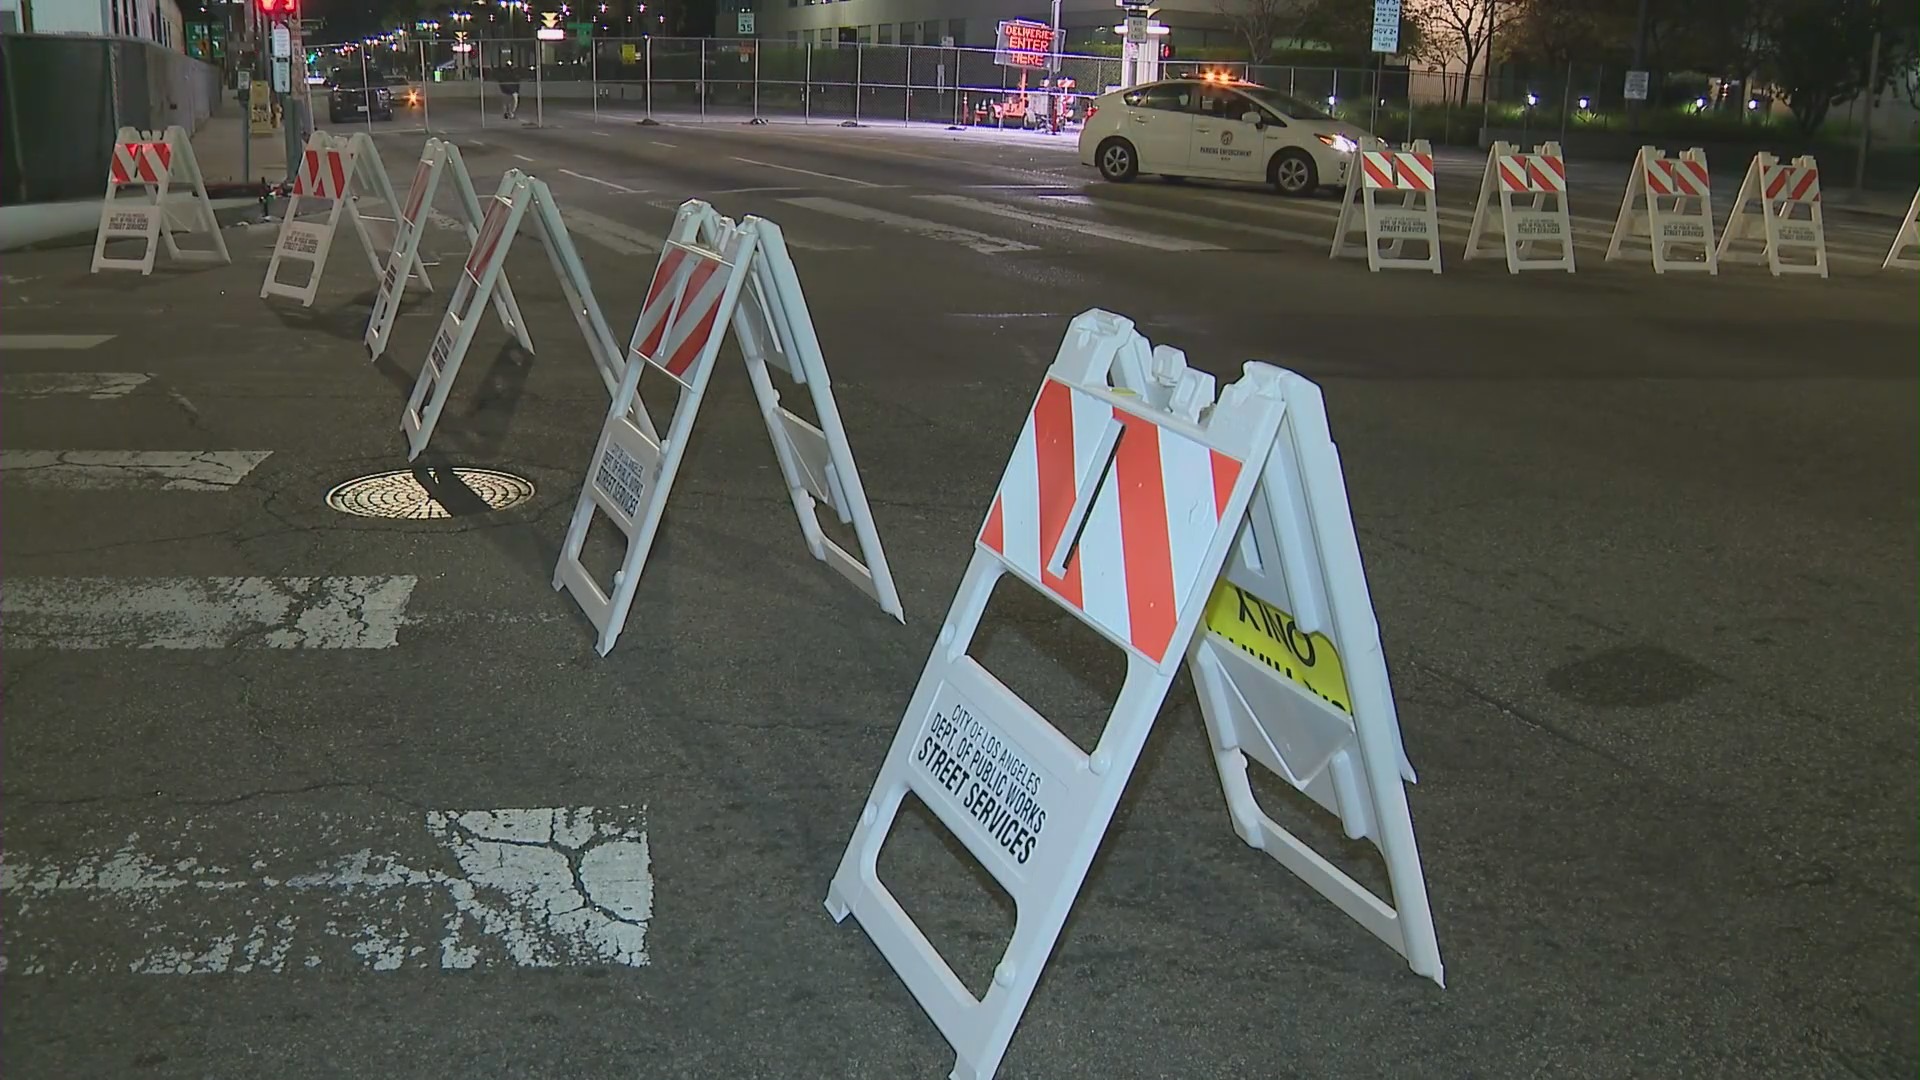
[
  {"left": 1097, "top": 138, "right": 1139, "bottom": 183},
  {"left": 1269, "top": 150, "right": 1318, "bottom": 197}
]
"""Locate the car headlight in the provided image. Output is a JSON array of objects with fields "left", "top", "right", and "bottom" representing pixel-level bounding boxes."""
[{"left": 1316, "top": 133, "right": 1359, "bottom": 154}]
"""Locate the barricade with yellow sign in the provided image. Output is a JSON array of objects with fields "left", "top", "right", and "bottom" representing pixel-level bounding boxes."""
[{"left": 825, "top": 310, "right": 1441, "bottom": 1080}]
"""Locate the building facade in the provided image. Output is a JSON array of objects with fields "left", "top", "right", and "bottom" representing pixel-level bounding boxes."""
[
  {"left": 715, "top": 0, "right": 1234, "bottom": 52},
  {"left": 5, "top": 0, "right": 187, "bottom": 51}
]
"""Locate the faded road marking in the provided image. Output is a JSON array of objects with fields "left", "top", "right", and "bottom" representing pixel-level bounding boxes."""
[
  {"left": 917, "top": 194, "right": 1226, "bottom": 252},
  {"left": 1, "top": 450, "right": 272, "bottom": 490},
  {"left": 560, "top": 207, "right": 664, "bottom": 256},
  {"left": 2, "top": 334, "right": 117, "bottom": 350},
  {"left": 782, "top": 196, "right": 1036, "bottom": 255},
  {"left": 733, "top": 156, "right": 879, "bottom": 187},
  {"left": 1, "top": 576, "right": 419, "bottom": 649},
  {"left": 559, "top": 168, "right": 642, "bottom": 194},
  {"left": 9, "top": 373, "right": 152, "bottom": 399},
  {"left": 1, "top": 806, "right": 651, "bottom": 975}
]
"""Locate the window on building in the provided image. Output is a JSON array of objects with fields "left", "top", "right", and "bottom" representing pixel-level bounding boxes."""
[
  {"left": 856, "top": 25, "right": 870, "bottom": 43},
  {"left": 922, "top": 19, "right": 940, "bottom": 44},
  {"left": 803, "top": 28, "right": 814, "bottom": 45},
  {"left": 786, "top": 29, "right": 798, "bottom": 42},
  {"left": 946, "top": 19, "right": 964, "bottom": 46},
  {"left": 899, "top": 23, "right": 915, "bottom": 44},
  {"left": 877, "top": 23, "right": 892, "bottom": 44}
]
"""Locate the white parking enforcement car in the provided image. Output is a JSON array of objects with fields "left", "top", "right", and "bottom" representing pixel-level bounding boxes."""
[{"left": 1078, "top": 75, "right": 1382, "bottom": 196}]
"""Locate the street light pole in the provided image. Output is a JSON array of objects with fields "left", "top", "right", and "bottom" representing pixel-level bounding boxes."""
[{"left": 1855, "top": 3, "right": 1881, "bottom": 195}]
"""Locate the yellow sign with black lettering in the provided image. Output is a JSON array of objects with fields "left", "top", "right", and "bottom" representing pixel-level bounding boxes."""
[{"left": 1202, "top": 580, "right": 1354, "bottom": 714}]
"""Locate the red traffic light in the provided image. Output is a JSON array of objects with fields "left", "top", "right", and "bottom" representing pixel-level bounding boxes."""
[{"left": 257, "top": 0, "right": 296, "bottom": 16}]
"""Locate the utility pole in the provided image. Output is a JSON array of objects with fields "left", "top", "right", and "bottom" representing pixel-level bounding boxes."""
[{"left": 1855, "top": 1, "right": 1881, "bottom": 195}]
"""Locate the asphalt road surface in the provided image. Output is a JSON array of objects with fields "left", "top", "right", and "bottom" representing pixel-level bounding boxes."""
[{"left": 4, "top": 109, "right": 1916, "bottom": 1080}]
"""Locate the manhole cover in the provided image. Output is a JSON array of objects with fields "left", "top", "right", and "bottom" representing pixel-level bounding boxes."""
[{"left": 326, "top": 468, "right": 536, "bottom": 519}]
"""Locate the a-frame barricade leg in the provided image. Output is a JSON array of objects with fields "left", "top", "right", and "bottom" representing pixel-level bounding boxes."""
[
  {"left": 552, "top": 203, "right": 755, "bottom": 655},
  {"left": 825, "top": 310, "right": 1293, "bottom": 1080},
  {"left": 728, "top": 214, "right": 904, "bottom": 622}
]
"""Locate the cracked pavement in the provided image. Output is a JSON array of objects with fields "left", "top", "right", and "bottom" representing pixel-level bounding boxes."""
[{"left": 1, "top": 119, "right": 1915, "bottom": 1079}]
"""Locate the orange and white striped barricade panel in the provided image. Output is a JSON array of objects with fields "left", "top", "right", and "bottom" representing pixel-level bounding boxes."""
[
  {"left": 728, "top": 213, "right": 904, "bottom": 622},
  {"left": 1330, "top": 139, "right": 1441, "bottom": 273},
  {"left": 1464, "top": 140, "right": 1574, "bottom": 273},
  {"left": 1606, "top": 146, "right": 1718, "bottom": 274},
  {"left": 1716, "top": 152, "right": 1826, "bottom": 278},
  {"left": 824, "top": 309, "right": 1292, "bottom": 1080},
  {"left": 261, "top": 132, "right": 362, "bottom": 306},
  {"left": 1188, "top": 369, "right": 1443, "bottom": 988},
  {"left": 1885, "top": 190, "right": 1920, "bottom": 271},
  {"left": 91, "top": 126, "right": 229, "bottom": 274},
  {"left": 341, "top": 130, "right": 433, "bottom": 294},
  {"left": 552, "top": 199, "right": 755, "bottom": 656},
  {"left": 366, "top": 138, "right": 530, "bottom": 361},
  {"left": 402, "top": 171, "right": 624, "bottom": 460}
]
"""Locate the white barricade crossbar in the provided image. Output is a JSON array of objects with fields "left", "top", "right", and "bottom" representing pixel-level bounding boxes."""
[
  {"left": 1331, "top": 140, "right": 1442, "bottom": 273},
  {"left": 553, "top": 198, "right": 904, "bottom": 657},
  {"left": 1716, "top": 152, "right": 1827, "bottom": 277},
  {"left": 1464, "top": 140, "right": 1574, "bottom": 273},
  {"left": 366, "top": 138, "right": 530, "bottom": 361},
  {"left": 91, "top": 125, "right": 230, "bottom": 275},
  {"left": 399, "top": 168, "right": 625, "bottom": 460},
  {"left": 1606, "top": 146, "right": 1719, "bottom": 274},
  {"left": 1887, "top": 191, "right": 1920, "bottom": 271},
  {"left": 824, "top": 309, "right": 1443, "bottom": 1080}
]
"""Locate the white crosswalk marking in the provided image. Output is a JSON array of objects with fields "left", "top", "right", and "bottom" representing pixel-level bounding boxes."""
[
  {"left": 916, "top": 194, "right": 1227, "bottom": 251},
  {"left": 782, "top": 196, "right": 1036, "bottom": 254},
  {"left": 2, "top": 576, "right": 419, "bottom": 649},
  {"left": 9, "top": 373, "right": 151, "bottom": 399},
  {"left": 1034, "top": 193, "right": 1329, "bottom": 245},
  {"left": 2, "top": 805, "right": 652, "bottom": 975},
  {"left": 2, "top": 333, "right": 116, "bottom": 350},
  {"left": 561, "top": 206, "right": 666, "bottom": 256},
  {"left": 2, "top": 450, "right": 272, "bottom": 490}
]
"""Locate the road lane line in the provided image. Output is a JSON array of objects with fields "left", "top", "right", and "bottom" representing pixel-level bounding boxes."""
[
  {"left": 733, "top": 156, "right": 879, "bottom": 187},
  {"left": 514, "top": 153, "right": 536, "bottom": 162},
  {"left": 1, "top": 333, "right": 116, "bottom": 350},
  {"left": 0, "top": 805, "right": 652, "bottom": 974},
  {"left": 1, "top": 575, "right": 418, "bottom": 649},
  {"left": 558, "top": 168, "right": 642, "bottom": 194},
  {"left": 651, "top": 140, "right": 678, "bottom": 149},
  {"left": 8, "top": 373, "right": 151, "bottom": 399},
  {"left": 559, "top": 207, "right": 664, "bottom": 256},
  {"left": 2, "top": 450, "right": 272, "bottom": 491},
  {"left": 916, "top": 194, "right": 1225, "bottom": 252},
  {"left": 782, "top": 197, "right": 1037, "bottom": 255}
]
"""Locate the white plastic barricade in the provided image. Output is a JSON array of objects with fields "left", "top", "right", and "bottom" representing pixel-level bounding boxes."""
[
  {"left": 1463, "top": 140, "right": 1574, "bottom": 273},
  {"left": 335, "top": 130, "right": 426, "bottom": 291},
  {"left": 1886, "top": 191, "right": 1920, "bottom": 270},
  {"left": 824, "top": 310, "right": 1443, "bottom": 1080},
  {"left": 90, "top": 125, "right": 230, "bottom": 275},
  {"left": 366, "top": 138, "right": 530, "bottom": 361},
  {"left": 1716, "top": 152, "right": 1827, "bottom": 277},
  {"left": 1331, "top": 140, "right": 1442, "bottom": 273},
  {"left": 261, "top": 132, "right": 432, "bottom": 307},
  {"left": 553, "top": 198, "right": 904, "bottom": 656},
  {"left": 1606, "top": 146, "right": 1718, "bottom": 274},
  {"left": 400, "top": 168, "right": 625, "bottom": 459}
]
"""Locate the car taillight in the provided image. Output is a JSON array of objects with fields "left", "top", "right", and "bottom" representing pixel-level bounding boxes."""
[{"left": 1085, "top": 104, "right": 1097, "bottom": 121}]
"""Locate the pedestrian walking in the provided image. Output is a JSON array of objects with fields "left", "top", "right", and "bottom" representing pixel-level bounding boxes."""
[{"left": 498, "top": 64, "right": 521, "bottom": 120}]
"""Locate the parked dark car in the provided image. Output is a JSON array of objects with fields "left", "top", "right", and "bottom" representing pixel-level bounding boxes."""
[{"left": 327, "top": 67, "right": 394, "bottom": 124}]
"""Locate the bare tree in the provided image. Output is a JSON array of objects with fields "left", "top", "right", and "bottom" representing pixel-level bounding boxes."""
[
  {"left": 1418, "top": 0, "right": 1525, "bottom": 107},
  {"left": 1213, "top": 0, "right": 1309, "bottom": 65}
]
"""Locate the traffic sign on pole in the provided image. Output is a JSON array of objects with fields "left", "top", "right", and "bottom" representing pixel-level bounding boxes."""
[{"left": 1370, "top": 0, "right": 1402, "bottom": 54}]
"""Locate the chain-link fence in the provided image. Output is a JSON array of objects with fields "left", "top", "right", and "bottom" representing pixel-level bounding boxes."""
[
  {"left": 312, "top": 37, "right": 1914, "bottom": 187},
  {"left": 2, "top": 33, "right": 223, "bottom": 204}
]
